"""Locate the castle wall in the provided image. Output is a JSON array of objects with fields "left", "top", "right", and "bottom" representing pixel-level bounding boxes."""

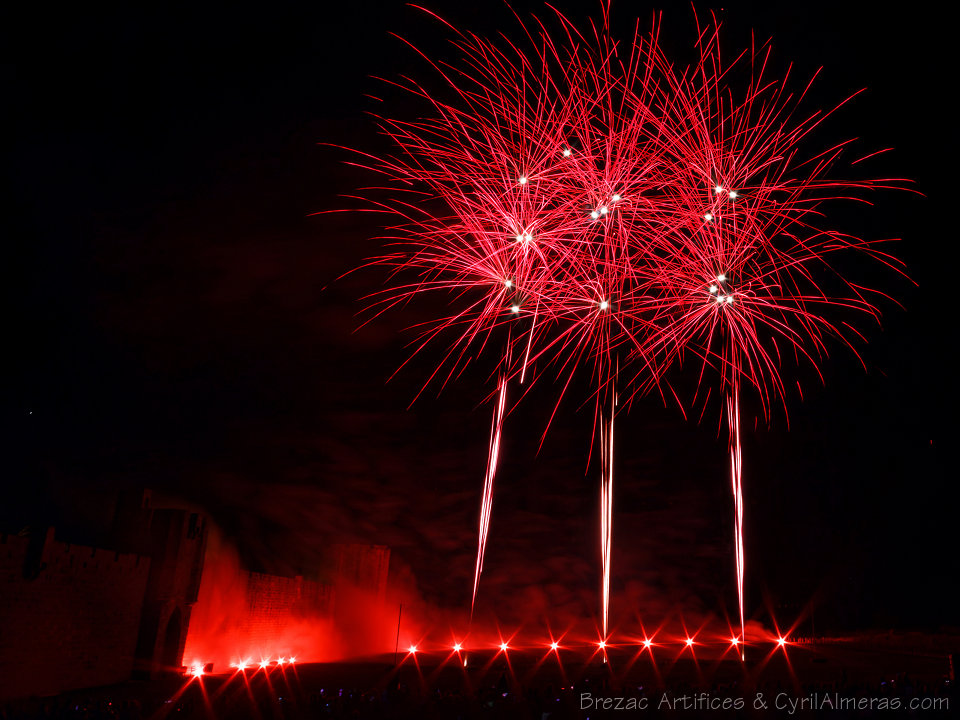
[
  {"left": 0, "top": 530, "right": 150, "bottom": 701},
  {"left": 181, "top": 565, "right": 335, "bottom": 669},
  {"left": 0, "top": 505, "right": 388, "bottom": 697},
  {"left": 131, "top": 509, "right": 206, "bottom": 676},
  {"left": 334, "top": 544, "right": 390, "bottom": 601},
  {"left": 241, "top": 572, "right": 334, "bottom": 652}
]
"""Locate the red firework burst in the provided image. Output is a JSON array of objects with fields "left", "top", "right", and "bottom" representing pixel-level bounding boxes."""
[{"left": 341, "top": 5, "right": 908, "bottom": 641}]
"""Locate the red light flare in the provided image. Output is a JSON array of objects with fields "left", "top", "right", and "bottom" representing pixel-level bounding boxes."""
[
  {"left": 617, "top": 629, "right": 662, "bottom": 685},
  {"left": 441, "top": 638, "right": 470, "bottom": 673},
  {"left": 769, "top": 617, "right": 796, "bottom": 654},
  {"left": 468, "top": 633, "right": 517, "bottom": 684},
  {"left": 522, "top": 632, "right": 566, "bottom": 681},
  {"left": 749, "top": 621, "right": 800, "bottom": 684},
  {"left": 259, "top": 657, "right": 278, "bottom": 702},
  {"left": 495, "top": 631, "right": 519, "bottom": 671},
  {"left": 542, "top": 620, "right": 570, "bottom": 655},
  {"left": 182, "top": 661, "right": 214, "bottom": 715},
  {"left": 721, "top": 615, "right": 748, "bottom": 661},
  {"left": 529, "top": 625, "right": 570, "bottom": 681},
  {"left": 164, "top": 666, "right": 207, "bottom": 714},
  {"left": 676, "top": 618, "right": 703, "bottom": 656},
  {"left": 671, "top": 619, "right": 706, "bottom": 678},
  {"left": 234, "top": 661, "right": 259, "bottom": 709},
  {"left": 673, "top": 629, "right": 706, "bottom": 685},
  {"left": 589, "top": 634, "right": 613, "bottom": 666},
  {"left": 403, "top": 639, "right": 427, "bottom": 681},
  {"left": 403, "top": 632, "right": 429, "bottom": 663},
  {"left": 728, "top": 635, "right": 746, "bottom": 662},
  {"left": 544, "top": 639, "right": 565, "bottom": 678},
  {"left": 404, "top": 643, "right": 421, "bottom": 673},
  {"left": 272, "top": 657, "right": 297, "bottom": 701},
  {"left": 492, "top": 638, "right": 519, "bottom": 690},
  {"left": 766, "top": 609, "right": 802, "bottom": 653},
  {"left": 230, "top": 658, "right": 252, "bottom": 673},
  {"left": 619, "top": 618, "right": 664, "bottom": 674}
]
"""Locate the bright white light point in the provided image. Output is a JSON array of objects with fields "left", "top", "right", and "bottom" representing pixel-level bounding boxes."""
[
  {"left": 510, "top": 305, "right": 520, "bottom": 313},
  {"left": 704, "top": 213, "right": 713, "bottom": 222},
  {"left": 524, "top": 233, "right": 532, "bottom": 242},
  {"left": 504, "top": 279, "right": 513, "bottom": 288},
  {"left": 562, "top": 148, "right": 572, "bottom": 157},
  {"left": 590, "top": 211, "right": 599, "bottom": 220},
  {"left": 686, "top": 638, "right": 695, "bottom": 646},
  {"left": 453, "top": 643, "right": 462, "bottom": 652},
  {"left": 598, "top": 641, "right": 606, "bottom": 649},
  {"left": 643, "top": 639, "right": 652, "bottom": 648},
  {"left": 715, "top": 185, "right": 723, "bottom": 193},
  {"left": 550, "top": 641, "right": 559, "bottom": 650},
  {"left": 500, "top": 643, "right": 509, "bottom": 652},
  {"left": 709, "top": 285, "right": 718, "bottom": 293},
  {"left": 599, "top": 300, "right": 608, "bottom": 310},
  {"left": 260, "top": 660, "right": 269, "bottom": 669},
  {"left": 729, "top": 191, "right": 738, "bottom": 199},
  {"left": 519, "top": 176, "right": 527, "bottom": 185},
  {"left": 731, "top": 638, "right": 739, "bottom": 645},
  {"left": 408, "top": 645, "right": 418, "bottom": 653},
  {"left": 777, "top": 637, "right": 786, "bottom": 646},
  {"left": 726, "top": 296, "right": 734, "bottom": 304},
  {"left": 717, "top": 274, "right": 727, "bottom": 282},
  {"left": 717, "top": 296, "right": 725, "bottom": 303},
  {"left": 611, "top": 194, "right": 621, "bottom": 201},
  {"left": 515, "top": 234, "right": 523, "bottom": 242},
  {"left": 600, "top": 206, "right": 608, "bottom": 214}
]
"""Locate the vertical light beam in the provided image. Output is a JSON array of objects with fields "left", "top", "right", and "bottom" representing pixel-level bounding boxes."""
[
  {"left": 727, "top": 387, "right": 745, "bottom": 643},
  {"left": 472, "top": 372, "right": 509, "bottom": 613},
  {"left": 600, "top": 389, "right": 616, "bottom": 639}
]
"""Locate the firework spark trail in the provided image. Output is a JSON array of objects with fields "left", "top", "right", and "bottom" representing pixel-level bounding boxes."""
[
  {"left": 727, "top": 381, "right": 745, "bottom": 643},
  {"left": 472, "top": 368, "right": 509, "bottom": 614},
  {"left": 599, "top": 387, "right": 615, "bottom": 640}
]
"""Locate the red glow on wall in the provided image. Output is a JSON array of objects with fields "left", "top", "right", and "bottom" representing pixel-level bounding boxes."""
[{"left": 182, "top": 531, "right": 394, "bottom": 670}]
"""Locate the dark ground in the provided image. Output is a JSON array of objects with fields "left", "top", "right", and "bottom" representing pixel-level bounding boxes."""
[{"left": 3, "top": 636, "right": 954, "bottom": 719}]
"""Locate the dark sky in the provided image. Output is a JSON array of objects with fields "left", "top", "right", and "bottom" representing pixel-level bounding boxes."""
[{"left": 4, "top": 1, "right": 956, "bottom": 634}]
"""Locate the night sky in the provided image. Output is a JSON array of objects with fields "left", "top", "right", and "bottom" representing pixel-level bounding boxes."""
[{"left": 5, "top": 1, "right": 956, "bottom": 635}]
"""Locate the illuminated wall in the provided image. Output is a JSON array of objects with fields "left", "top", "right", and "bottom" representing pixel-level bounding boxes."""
[{"left": 0, "top": 529, "right": 150, "bottom": 701}]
